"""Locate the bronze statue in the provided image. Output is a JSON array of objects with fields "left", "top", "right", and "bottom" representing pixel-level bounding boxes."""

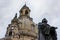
[
  {"left": 50, "top": 27, "right": 57, "bottom": 40},
  {"left": 38, "top": 18, "right": 57, "bottom": 40}
]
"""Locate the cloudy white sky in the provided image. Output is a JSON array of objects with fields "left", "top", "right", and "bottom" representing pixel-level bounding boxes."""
[{"left": 0, "top": 0, "right": 60, "bottom": 40}]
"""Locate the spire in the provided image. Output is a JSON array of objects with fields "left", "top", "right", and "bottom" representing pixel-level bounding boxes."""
[
  {"left": 23, "top": 4, "right": 27, "bottom": 8},
  {"left": 14, "top": 13, "right": 17, "bottom": 19},
  {"left": 11, "top": 13, "right": 18, "bottom": 23},
  {"left": 25, "top": 0, "right": 26, "bottom": 5},
  {"left": 25, "top": 0, "right": 26, "bottom": 4},
  {"left": 24, "top": 0, "right": 27, "bottom": 8},
  {"left": 19, "top": 3, "right": 30, "bottom": 13}
]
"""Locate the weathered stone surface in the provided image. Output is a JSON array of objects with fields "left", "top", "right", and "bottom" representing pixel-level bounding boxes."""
[{"left": 0, "top": 4, "right": 38, "bottom": 40}]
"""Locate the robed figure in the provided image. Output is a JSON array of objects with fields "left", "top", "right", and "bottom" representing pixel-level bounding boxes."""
[{"left": 38, "top": 18, "right": 57, "bottom": 40}]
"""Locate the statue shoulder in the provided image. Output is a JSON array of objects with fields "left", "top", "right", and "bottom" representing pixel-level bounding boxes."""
[{"left": 38, "top": 22, "right": 43, "bottom": 26}]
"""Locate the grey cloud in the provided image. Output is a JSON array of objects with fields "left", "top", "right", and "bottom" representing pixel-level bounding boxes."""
[{"left": 0, "top": 0, "right": 13, "bottom": 8}]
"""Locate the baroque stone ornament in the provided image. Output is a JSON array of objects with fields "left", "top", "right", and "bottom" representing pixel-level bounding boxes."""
[{"left": 0, "top": 4, "right": 38, "bottom": 40}]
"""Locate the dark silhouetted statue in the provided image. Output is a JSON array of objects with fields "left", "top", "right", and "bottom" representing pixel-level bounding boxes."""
[
  {"left": 50, "top": 27, "right": 57, "bottom": 40},
  {"left": 38, "top": 18, "right": 57, "bottom": 40}
]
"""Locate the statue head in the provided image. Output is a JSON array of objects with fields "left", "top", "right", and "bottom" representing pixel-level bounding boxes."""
[{"left": 42, "top": 18, "right": 48, "bottom": 24}]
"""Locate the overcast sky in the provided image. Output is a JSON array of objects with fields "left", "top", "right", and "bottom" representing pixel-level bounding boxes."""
[{"left": 0, "top": 0, "right": 60, "bottom": 40}]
